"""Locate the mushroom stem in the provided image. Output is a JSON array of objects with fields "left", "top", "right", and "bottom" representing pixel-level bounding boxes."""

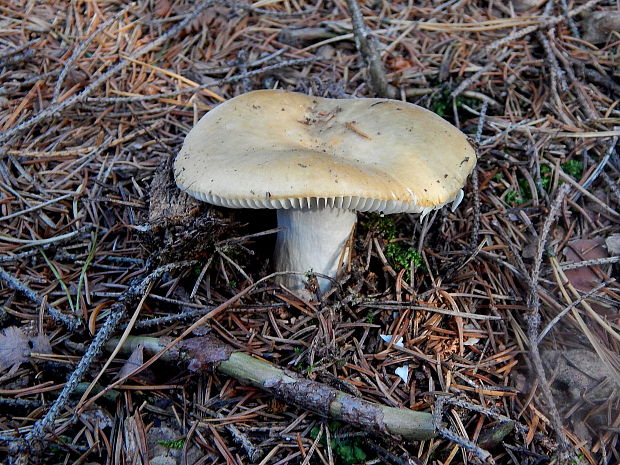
[{"left": 274, "top": 207, "right": 357, "bottom": 294}]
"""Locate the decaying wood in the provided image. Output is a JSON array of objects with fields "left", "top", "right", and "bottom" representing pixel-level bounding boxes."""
[
  {"left": 143, "top": 157, "right": 229, "bottom": 265},
  {"left": 147, "top": 156, "right": 203, "bottom": 225}
]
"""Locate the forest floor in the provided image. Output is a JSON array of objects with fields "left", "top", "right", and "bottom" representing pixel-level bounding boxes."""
[{"left": 0, "top": 0, "right": 619, "bottom": 464}]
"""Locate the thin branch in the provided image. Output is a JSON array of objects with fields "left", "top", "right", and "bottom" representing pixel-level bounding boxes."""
[
  {"left": 134, "top": 307, "right": 215, "bottom": 329},
  {"left": 344, "top": 0, "right": 390, "bottom": 98},
  {"left": 0, "top": 266, "right": 81, "bottom": 330},
  {"left": 526, "top": 183, "right": 572, "bottom": 455},
  {"left": 484, "top": 0, "right": 604, "bottom": 53},
  {"left": 86, "top": 57, "right": 324, "bottom": 105},
  {"left": 559, "top": 0, "right": 581, "bottom": 38},
  {"left": 561, "top": 256, "right": 620, "bottom": 270},
  {"left": 108, "top": 334, "right": 437, "bottom": 440},
  {"left": 434, "top": 396, "right": 494, "bottom": 464},
  {"left": 451, "top": 50, "right": 510, "bottom": 99},
  {"left": 443, "top": 101, "right": 487, "bottom": 279},
  {"left": 470, "top": 100, "right": 488, "bottom": 251},
  {"left": 538, "top": 279, "right": 615, "bottom": 343},
  {"left": 576, "top": 137, "right": 619, "bottom": 202}
]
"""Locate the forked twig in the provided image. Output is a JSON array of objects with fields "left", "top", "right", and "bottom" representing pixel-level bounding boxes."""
[
  {"left": 434, "top": 396, "right": 494, "bottom": 463},
  {"left": 53, "top": 6, "right": 132, "bottom": 102}
]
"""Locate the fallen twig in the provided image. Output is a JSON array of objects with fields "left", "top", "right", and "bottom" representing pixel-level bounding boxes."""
[
  {"left": 560, "top": 256, "right": 620, "bottom": 270},
  {"left": 53, "top": 6, "right": 132, "bottom": 102},
  {"left": 0, "top": 266, "right": 81, "bottom": 330},
  {"left": 451, "top": 50, "right": 510, "bottom": 99},
  {"left": 444, "top": 101, "right": 487, "bottom": 279},
  {"left": 484, "top": 0, "right": 604, "bottom": 53},
  {"left": 577, "top": 138, "right": 619, "bottom": 203},
  {"left": 87, "top": 57, "right": 326, "bottom": 105},
  {"left": 434, "top": 396, "right": 494, "bottom": 464},
  {"left": 344, "top": 0, "right": 390, "bottom": 98},
  {"left": 526, "top": 183, "right": 572, "bottom": 457},
  {"left": 469, "top": 100, "right": 487, "bottom": 251},
  {"left": 538, "top": 280, "right": 615, "bottom": 343},
  {"left": 107, "top": 334, "right": 436, "bottom": 440}
]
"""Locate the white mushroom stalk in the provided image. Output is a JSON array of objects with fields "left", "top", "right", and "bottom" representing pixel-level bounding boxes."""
[{"left": 274, "top": 207, "right": 356, "bottom": 294}]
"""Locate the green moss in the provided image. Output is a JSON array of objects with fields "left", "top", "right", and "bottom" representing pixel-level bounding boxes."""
[
  {"left": 365, "top": 214, "right": 396, "bottom": 239},
  {"left": 385, "top": 242, "right": 424, "bottom": 270},
  {"left": 294, "top": 362, "right": 315, "bottom": 374},
  {"left": 192, "top": 262, "right": 205, "bottom": 276},
  {"left": 310, "top": 423, "right": 368, "bottom": 465},
  {"left": 363, "top": 214, "right": 425, "bottom": 278},
  {"left": 573, "top": 453, "right": 586, "bottom": 464},
  {"left": 157, "top": 439, "right": 185, "bottom": 449},
  {"left": 503, "top": 161, "right": 583, "bottom": 207},
  {"left": 540, "top": 164, "right": 552, "bottom": 191},
  {"left": 504, "top": 189, "right": 525, "bottom": 206},
  {"left": 429, "top": 87, "right": 479, "bottom": 118},
  {"left": 430, "top": 88, "right": 451, "bottom": 118},
  {"left": 335, "top": 439, "right": 367, "bottom": 464},
  {"left": 562, "top": 160, "right": 583, "bottom": 179}
]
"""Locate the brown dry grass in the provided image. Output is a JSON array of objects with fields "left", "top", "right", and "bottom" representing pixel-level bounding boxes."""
[{"left": 0, "top": 0, "right": 619, "bottom": 464}]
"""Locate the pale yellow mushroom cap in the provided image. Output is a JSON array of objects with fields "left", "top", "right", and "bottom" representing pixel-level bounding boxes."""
[{"left": 174, "top": 90, "right": 476, "bottom": 214}]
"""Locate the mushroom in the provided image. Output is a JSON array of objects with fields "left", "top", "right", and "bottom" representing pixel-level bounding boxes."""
[{"left": 174, "top": 90, "right": 476, "bottom": 295}]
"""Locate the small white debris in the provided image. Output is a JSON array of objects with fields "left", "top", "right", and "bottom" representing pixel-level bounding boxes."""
[
  {"left": 380, "top": 334, "right": 404, "bottom": 348},
  {"left": 450, "top": 189, "right": 464, "bottom": 212},
  {"left": 605, "top": 234, "right": 620, "bottom": 255},
  {"left": 131, "top": 224, "right": 152, "bottom": 232},
  {"left": 395, "top": 365, "right": 409, "bottom": 383}
]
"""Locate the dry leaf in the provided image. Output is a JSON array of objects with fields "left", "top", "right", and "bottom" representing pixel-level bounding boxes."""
[
  {"left": 0, "top": 326, "right": 52, "bottom": 375},
  {"left": 387, "top": 57, "right": 414, "bottom": 73},
  {"left": 605, "top": 234, "right": 620, "bottom": 255},
  {"left": 563, "top": 238, "right": 610, "bottom": 313},
  {"left": 563, "top": 239, "right": 608, "bottom": 291},
  {"left": 116, "top": 344, "right": 144, "bottom": 380}
]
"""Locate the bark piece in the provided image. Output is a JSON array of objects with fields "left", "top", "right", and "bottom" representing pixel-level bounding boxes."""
[{"left": 144, "top": 156, "right": 228, "bottom": 265}]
